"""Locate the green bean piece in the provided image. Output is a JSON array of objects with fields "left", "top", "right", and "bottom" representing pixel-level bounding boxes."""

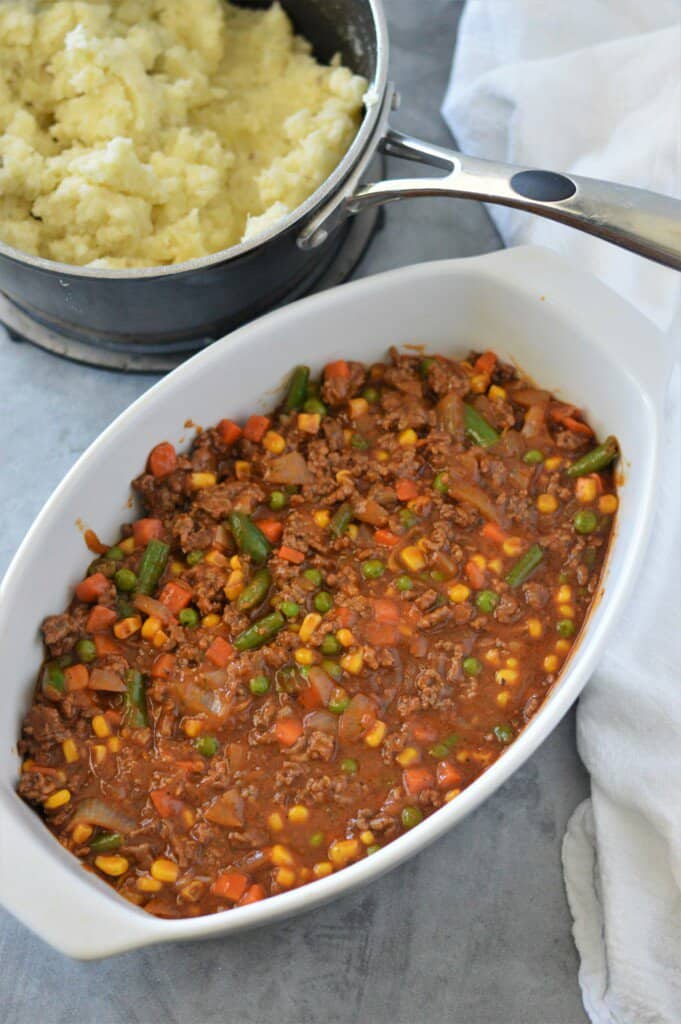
[
  {"left": 321, "top": 634, "right": 341, "bottom": 656},
  {"left": 114, "top": 568, "right": 137, "bottom": 592},
  {"left": 314, "top": 591, "right": 334, "bottom": 614},
  {"left": 329, "top": 502, "right": 353, "bottom": 538},
  {"left": 505, "top": 543, "right": 544, "bottom": 589},
  {"left": 89, "top": 831, "right": 122, "bottom": 853},
  {"left": 236, "top": 568, "right": 272, "bottom": 611},
  {"left": 493, "top": 724, "right": 514, "bottom": 745},
  {"left": 566, "top": 436, "right": 619, "bottom": 478},
  {"left": 303, "top": 397, "right": 327, "bottom": 416},
  {"left": 249, "top": 674, "right": 270, "bottom": 695},
  {"left": 178, "top": 607, "right": 199, "bottom": 628},
  {"left": 106, "top": 546, "right": 125, "bottom": 561},
  {"left": 420, "top": 358, "right": 435, "bottom": 378},
  {"left": 401, "top": 806, "right": 423, "bottom": 829},
  {"left": 76, "top": 639, "right": 97, "bottom": 663},
  {"left": 464, "top": 403, "right": 500, "bottom": 448},
  {"left": 350, "top": 434, "right": 370, "bottom": 450},
  {"left": 234, "top": 611, "right": 285, "bottom": 651},
  {"left": 135, "top": 539, "right": 170, "bottom": 595},
  {"left": 269, "top": 490, "right": 288, "bottom": 511},
  {"left": 41, "top": 662, "right": 65, "bottom": 699},
  {"left": 117, "top": 598, "right": 137, "bottom": 620},
  {"left": 123, "top": 669, "right": 148, "bottom": 728},
  {"left": 228, "top": 511, "right": 271, "bottom": 565},
  {"left": 574, "top": 509, "right": 599, "bottom": 534},
  {"left": 284, "top": 365, "right": 310, "bottom": 411},
  {"left": 194, "top": 736, "right": 218, "bottom": 758},
  {"left": 186, "top": 549, "right": 204, "bottom": 566}
]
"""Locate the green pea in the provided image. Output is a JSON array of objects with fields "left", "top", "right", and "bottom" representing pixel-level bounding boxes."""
[
  {"left": 328, "top": 690, "right": 350, "bottom": 714},
  {"left": 574, "top": 509, "right": 599, "bottom": 534},
  {"left": 557, "top": 618, "right": 576, "bottom": 638},
  {"left": 269, "top": 490, "right": 288, "bottom": 511},
  {"left": 280, "top": 599, "right": 300, "bottom": 619},
  {"left": 366, "top": 844, "right": 381, "bottom": 855},
  {"left": 476, "top": 589, "right": 499, "bottom": 614},
  {"left": 351, "top": 434, "right": 370, "bottom": 450},
  {"left": 194, "top": 736, "right": 218, "bottom": 758},
  {"left": 582, "top": 546, "right": 597, "bottom": 569},
  {"left": 361, "top": 559, "right": 385, "bottom": 580},
  {"left": 249, "top": 674, "right": 270, "bottom": 696},
  {"left": 398, "top": 508, "right": 418, "bottom": 529},
  {"left": 314, "top": 591, "right": 334, "bottom": 614},
  {"left": 178, "top": 607, "right": 199, "bottom": 628},
  {"left": 117, "top": 598, "right": 136, "bottom": 619},
  {"left": 303, "top": 397, "right": 327, "bottom": 416},
  {"left": 523, "top": 449, "right": 544, "bottom": 465},
  {"left": 56, "top": 653, "right": 74, "bottom": 668},
  {"left": 309, "top": 831, "right": 325, "bottom": 848},
  {"left": 114, "top": 568, "right": 137, "bottom": 592},
  {"left": 321, "top": 634, "right": 341, "bottom": 655},
  {"left": 420, "top": 357, "right": 434, "bottom": 378},
  {"left": 401, "top": 806, "right": 423, "bottom": 830},
  {"left": 396, "top": 575, "right": 414, "bottom": 592},
  {"left": 430, "top": 570, "right": 446, "bottom": 583},
  {"left": 106, "top": 546, "right": 125, "bottom": 561},
  {"left": 429, "top": 742, "right": 450, "bottom": 758},
  {"left": 494, "top": 724, "right": 514, "bottom": 745},
  {"left": 186, "top": 550, "right": 204, "bottom": 566},
  {"left": 362, "top": 387, "right": 380, "bottom": 404},
  {"left": 75, "top": 638, "right": 97, "bottom": 663},
  {"left": 463, "top": 656, "right": 483, "bottom": 676},
  {"left": 303, "top": 568, "right": 323, "bottom": 587},
  {"left": 41, "top": 663, "right": 65, "bottom": 698},
  {"left": 433, "top": 471, "right": 449, "bottom": 493},
  {"left": 341, "top": 757, "right": 358, "bottom": 774},
  {"left": 322, "top": 659, "right": 343, "bottom": 681}
]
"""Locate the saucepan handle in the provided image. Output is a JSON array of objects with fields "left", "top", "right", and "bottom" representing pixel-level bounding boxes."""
[{"left": 300, "top": 120, "right": 681, "bottom": 271}]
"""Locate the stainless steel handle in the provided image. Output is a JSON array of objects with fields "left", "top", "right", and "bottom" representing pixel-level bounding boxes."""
[{"left": 300, "top": 118, "right": 681, "bottom": 271}]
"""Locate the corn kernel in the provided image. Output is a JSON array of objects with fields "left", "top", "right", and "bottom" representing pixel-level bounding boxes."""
[
  {"left": 152, "top": 630, "right": 169, "bottom": 648},
  {"left": 137, "top": 876, "right": 163, "bottom": 893},
  {"left": 347, "top": 523, "right": 359, "bottom": 540},
  {"left": 299, "top": 613, "right": 322, "bottom": 643},
  {"left": 117, "top": 536, "right": 134, "bottom": 555},
  {"left": 359, "top": 830, "right": 375, "bottom": 846},
  {"left": 340, "top": 650, "right": 364, "bottom": 675},
  {"left": 537, "top": 493, "right": 558, "bottom": 514},
  {"left": 364, "top": 720, "right": 387, "bottom": 748},
  {"left": 294, "top": 647, "right": 315, "bottom": 666},
  {"left": 62, "top": 738, "right": 79, "bottom": 764},
  {"left": 544, "top": 456, "right": 563, "bottom": 471},
  {"left": 328, "top": 838, "right": 360, "bottom": 868},
  {"left": 202, "top": 613, "right": 221, "bottom": 628},
  {"left": 506, "top": 657, "right": 519, "bottom": 668},
  {"left": 141, "top": 615, "right": 162, "bottom": 640},
  {"left": 170, "top": 560, "right": 185, "bottom": 577},
  {"left": 502, "top": 537, "right": 524, "bottom": 558},
  {"left": 544, "top": 654, "right": 560, "bottom": 673},
  {"left": 398, "top": 428, "right": 418, "bottom": 446},
  {"left": 343, "top": 428, "right": 353, "bottom": 444},
  {"left": 151, "top": 858, "right": 179, "bottom": 883},
  {"left": 471, "top": 553, "right": 487, "bottom": 571},
  {"left": 95, "top": 855, "right": 129, "bottom": 877},
  {"left": 297, "top": 413, "right": 321, "bottom": 435},
  {"left": 335, "top": 469, "right": 353, "bottom": 484},
  {"left": 444, "top": 788, "right": 461, "bottom": 802},
  {"left": 21, "top": 759, "right": 34, "bottom": 773},
  {"left": 312, "top": 861, "right": 333, "bottom": 878},
  {"left": 556, "top": 639, "right": 572, "bottom": 654},
  {"left": 488, "top": 557, "right": 503, "bottom": 574},
  {"left": 576, "top": 477, "right": 598, "bottom": 503},
  {"left": 181, "top": 808, "right": 195, "bottom": 829},
  {"left": 400, "top": 545, "right": 425, "bottom": 572},
  {"left": 470, "top": 373, "right": 489, "bottom": 394},
  {"left": 263, "top": 430, "right": 286, "bottom": 453},
  {"left": 276, "top": 867, "right": 297, "bottom": 889},
  {"left": 230, "top": 555, "right": 242, "bottom": 570},
  {"left": 108, "top": 736, "right": 121, "bottom": 753},
  {"left": 527, "top": 618, "right": 543, "bottom": 639},
  {"left": 92, "top": 715, "right": 111, "bottom": 738},
  {"left": 336, "top": 628, "right": 355, "bottom": 648},
  {"left": 375, "top": 449, "right": 389, "bottom": 462},
  {"left": 268, "top": 812, "right": 284, "bottom": 832},
  {"left": 559, "top": 604, "right": 575, "bottom": 618},
  {"left": 448, "top": 583, "right": 471, "bottom": 604},
  {"left": 271, "top": 844, "right": 294, "bottom": 867},
  {"left": 183, "top": 719, "right": 203, "bottom": 738},
  {"left": 455, "top": 750, "right": 470, "bottom": 764},
  {"left": 224, "top": 569, "right": 245, "bottom": 602},
  {"left": 93, "top": 744, "right": 107, "bottom": 764},
  {"left": 114, "top": 615, "right": 142, "bottom": 639},
  {"left": 45, "top": 788, "right": 70, "bottom": 810},
  {"left": 190, "top": 471, "right": 217, "bottom": 490},
  {"left": 556, "top": 584, "right": 573, "bottom": 604},
  {"left": 599, "top": 494, "right": 618, "bottom": 515},
  {"left": 396, "top": 746, "right": 420, "bottom": 767},
  {"left": 234, "top": 460, "right": 250, "bottom": 480},
  {"left": 72, "top": 823, "right": 93, "bottom": 844},
  {"left": 288, "top": 805, "right": 309, "bottom": 824},
  {"left": 313, "top": 510, "right": 330, "bottom": 528},
  {"left": 485, "top": 649, "right": 501, "bottom": 666},
  {"left": 496, "top": 691, "right": 510, "bottom": 708},
  {"left": 205, "top": 549, "right": 229, "bottom": 567},
  {"left": 495, "top": 668, "right": 519, "bottom": 686},
  {"left": 348, "top": 397, "right": 369, "bottom": 419},
  {"left": 488, "top": 384, "right": 507, "bottom": 401}
]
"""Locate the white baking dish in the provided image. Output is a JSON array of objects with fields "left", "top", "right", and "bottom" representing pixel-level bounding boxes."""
[{"left": 0, "top": 247, "right": 667, "bottom": 959}]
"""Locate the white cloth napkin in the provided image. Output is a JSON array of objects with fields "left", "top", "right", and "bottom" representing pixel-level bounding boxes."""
[{"left": 442, "top": 4, "right": 681, "bottom": 1023}]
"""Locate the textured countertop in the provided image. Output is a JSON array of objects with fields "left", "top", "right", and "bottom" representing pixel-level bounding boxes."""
[{"left": 0, "top": 3, "right": 589, "bottom": 1021}]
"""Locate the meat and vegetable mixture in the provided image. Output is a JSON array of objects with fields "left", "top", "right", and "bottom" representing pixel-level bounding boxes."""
[{"left": 17, "top": 350, "right": 618, "bottom": 918}]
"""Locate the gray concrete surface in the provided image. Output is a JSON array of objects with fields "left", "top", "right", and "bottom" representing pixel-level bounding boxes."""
[{"left": 0, "top": 2, "right": 589, "bottom": 1021}]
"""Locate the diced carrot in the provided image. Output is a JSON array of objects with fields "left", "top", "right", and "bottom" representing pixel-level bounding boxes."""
[
  {"left": 277, "top": 545, "right": 305, "bottom": 565},
  {"left": 133, "top": 518, "right": 163, "bottom": 547},
  {"left": 412, "top": 721, "right": 438, "bottom": 743},
  {"left": 205, "top": 636, "right": 234, "bottom": 668},
  {"left": 86, "top": 605, "right": 118, "bottom": 632},
  {"left": 64, "top": 664, "right": 89, "bottom": 691},
  {"left": 148, "top": 442, "right": 177, "bottom": 478},
  {"left": 465, "top": 559, "right": 486, "bottom": 589},
  {"left": 372, "top": 598, "right": 401, "bottom": 624},
  {"left": 563, "top": 416, "right": 594, "bottom": 436},
  {"left": 374, "top": 529, "right": 400, "bottom": 547},
  {"left": 211, "top": 870, "right": 249, "bottom": 902},
  {"left": 324, "top": 360, "right": 350, "bottom": 380},
  {"left": 158, "top": 581, "right": 192, "bottom": 615},
  {"left": 256, "top": 519, "right": 283, "bottom": 544},
  {"left": 150, "top": 787, "right": 182, "bottom": 819},
  {"left": 151, "top": 653, "right": 175, "bottom": 679},
  {"left": 238, "top": 883, "right": 265, "bottom": 906},
  {"left": 480, "top": 522, "right": 507, "bottom": 544},
  {"left": 436, "top": 761, "right": 462, "bottom": 789},
  {"left": 243, "top": 415, "right": 271, "bottom": 443},
  {"left": 274, "top": 717, "right": 303, "bottom": 747},
  {"left": 75, "top": 573, "right": 110, "bottom": 604},
  {"left": 550, "top": 405, "right": 594, "bottom": 436},
  {"left": 334, "top": 606, "right": 354, "bottom": 628},
  {"left": 217, "top": 419, "right": 243, "bottom": 446},
  {"left": 474, "top": 350, "right": 497, "bottom": 375},
  {"left": 94, "top": 634, "right": 122, "bottom": 656},
  {"left": 395, "top": 478, "right": 418, "bottom": 502},
  {"left": 84, "top": 529, "right": 108, "bottom": 555},
  {"left": 403, "top": 766, "right": 435, "bottom": 795},
  {"left": 299, "top": 684, "right": 324, "bottom": 710},
  {"left": 365, "top": 621, "right": 398, "bottom": 646}
]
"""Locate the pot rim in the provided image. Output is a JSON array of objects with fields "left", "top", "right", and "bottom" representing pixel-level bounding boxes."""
[{"left": 0, "top": 0, "right": 389, "bottom": 282}]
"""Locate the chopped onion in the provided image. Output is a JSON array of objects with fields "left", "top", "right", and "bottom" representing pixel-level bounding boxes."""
[
  {"left": 72, "top": 798, "right": 134, "bottom": 833},
  {"left": 436, "top": 391, "right": 465, "bottom": 437},
  {"left": 303, "top": 710, "right": 338, "bottom": 735},
  {"left": 88, "top": 667, "right": 127, "bottom": 692},
  {"left": 338, "top": 693, "right": 377, "bottom": 744},
  {"left": 133, "top": 593, "right": 174, "bottom": 623},
  {"left": 205, "top": 788, "right": 244, "bottom": 828},
  {"left": 266, "top": 451, "right": 313, "bottom": 485}
]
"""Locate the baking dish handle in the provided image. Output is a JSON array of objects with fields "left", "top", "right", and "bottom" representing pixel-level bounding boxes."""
[{"left": 299, "top": 124, "right": 681, "bottom": 271}]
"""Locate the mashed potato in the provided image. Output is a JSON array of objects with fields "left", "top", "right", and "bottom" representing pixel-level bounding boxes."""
[{"left": 0, "top": 0, "right": 367, "bottom": 267}]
